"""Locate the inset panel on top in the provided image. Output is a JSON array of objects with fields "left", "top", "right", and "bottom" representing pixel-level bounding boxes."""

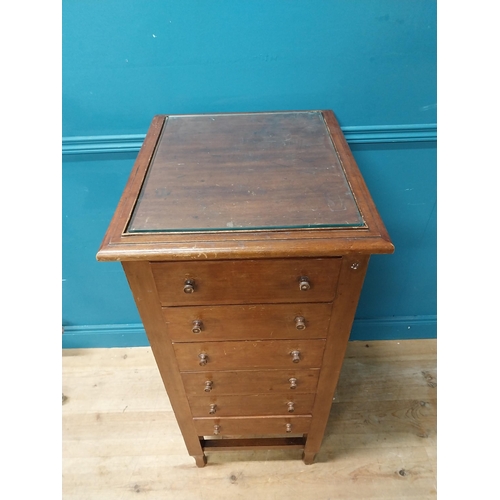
[{"left": 127, "top": 111, "right": 364, "bottom": 232}]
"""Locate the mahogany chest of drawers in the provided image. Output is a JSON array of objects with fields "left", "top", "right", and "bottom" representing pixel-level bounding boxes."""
[{"left": 97, "top": 110, "right": 394, "bottom": 466}]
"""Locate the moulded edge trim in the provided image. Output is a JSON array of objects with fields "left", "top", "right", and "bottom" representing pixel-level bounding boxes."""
[{"left": 62, "top": 124, "right": 437, "bottom": 155}]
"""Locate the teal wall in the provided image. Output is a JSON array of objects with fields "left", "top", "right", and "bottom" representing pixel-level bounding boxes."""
[{"left": 62, "top": 0, "right": 436, "bottom": 348}]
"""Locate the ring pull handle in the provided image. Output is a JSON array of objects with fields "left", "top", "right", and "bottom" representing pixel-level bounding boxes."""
[
  {"left": 294, "top": 316, "right": 306, "bottom": 330},
  {"left": 290, "top": 350, "right": 301, "bottom": 363},
  {"left": 298, "top": 276, "right": 310, "bottom": 291},
  {"left": 184, "top": 279, "right": 195, "bottom": 294},
  {"left": 192, "top": 320, "right": 203, "bottom": 334}
]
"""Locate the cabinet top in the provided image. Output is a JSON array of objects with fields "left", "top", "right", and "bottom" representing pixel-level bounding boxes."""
[
  {"left": 97, "top": 110, "right": 393, "bottom": 260},
  {"left": 128, "top": 111, "right": 363, "bottom": 233}
]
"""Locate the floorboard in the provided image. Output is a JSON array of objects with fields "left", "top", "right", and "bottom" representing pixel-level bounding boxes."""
[{"left": 62, "top": 339, "right": 437, "bottom": 499}]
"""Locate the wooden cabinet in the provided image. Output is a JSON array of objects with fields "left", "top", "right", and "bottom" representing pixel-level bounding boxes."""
[{"left": 97, "top": 110, "right": 394, "bottom": 466}]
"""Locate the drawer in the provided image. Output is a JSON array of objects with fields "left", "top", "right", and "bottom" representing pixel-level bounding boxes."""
[
  {"left": 193, "top": 416, "right": 312, "bottom": 437},
  {"left": 151, "top": 258, "right": 341, "bottom": 306},
  {"left": 181, "top": 369, "right": 320, "bottom": 397},
  {"left": 173, "top": 339, "right": 326, "bottom": 371},
  {"left": 188, "top": 393, "right": 316, "bottom": 417},
  {"left": 162, "top": 303, "right": 332, "bottom": 341}
]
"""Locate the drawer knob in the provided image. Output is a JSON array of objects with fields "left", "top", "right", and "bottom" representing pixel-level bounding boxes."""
[
  {"left": 213, "top": 425, "right": 221, "bottom": 435},
  {"left": 294, "top": 316, "right": 306, "bottom": 330},
  {"left": 209, "top": 404, "right": 217, "bottom": 415},
  {"left": 298, "top": 276, "right": 310, "bottom": 291},
  {"left": 198, "top": 353, "right": 208, "bottom": 366},
  {"left": 289, "top": 377, "right": 297, "bottom": 389},
  {"left": 183, "top": 279, "right": 196, "bottom": 294},
  {"left": 286, "top": 423, "right": 292, "bottom": 433},
  {"left": 204, "top": 380, "right": 213, "bottom": 392},
  {"left": 192, "top": 320, "right": 203, "bottom": 334},
  {"left": 287, "top": 402, "right": 295, "bottom": 413},
  {"left": 290, "top": 350, "right": 301, "bottom": 363}
]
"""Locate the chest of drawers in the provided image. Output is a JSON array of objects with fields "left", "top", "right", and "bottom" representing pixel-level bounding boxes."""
[{"left": 97, "top": 110, "right": 394, "bottom": 466}]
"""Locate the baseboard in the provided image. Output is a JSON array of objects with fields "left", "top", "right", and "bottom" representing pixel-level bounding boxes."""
[
  {"left": 62, "top": 324, "right": 149, "bottom": 349},
  {"left": 62, "top": 315, "right": 437, "bottom": 348},
  {"left": 349, "top": 315, "right": 437, "bottom": 341}
]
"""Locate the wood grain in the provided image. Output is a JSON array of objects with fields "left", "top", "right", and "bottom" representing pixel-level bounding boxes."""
[
  {"left": 94, "top": 110, "right": 396, "bottom": 469},
  {"left": 180, "top": 369, "right": 320, "bottom": 397},
  {"left": 127, "top": 112, "right": 363, "bottom": 231},
  {"left": 162, "top": 302, "right": 333, "bottom": 341},
  {"left": 98, "top": 115, "right": 165, "bottom": 251},
  {"left": 121, "top": 261, "right": 202, "bottom": 459},
  {"left": 193, "top": 415, "right": 312, "bottom": 437},
  {"left": 303, "top": 254, "right": 370, "bottom": 461},
  {"left": 96, "top": 111, "right": 395, "bottom": 262},
  {"left": 173, "top": 339, "right": 326, "bottom": 371},
  {"left": 62, "top": 340, "right": 436, "bottom": 499},
  {"left": 188, "top": 393, "right": 316, "bottom": 417},
  {"left": 151, "top": 258, "right": 341, "bottom": 306}
]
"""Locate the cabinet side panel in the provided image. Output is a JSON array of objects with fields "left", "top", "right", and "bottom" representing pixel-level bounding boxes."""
[
  {"left": 304, "top": 254, "right": 370, "bottom": 457},
  {"left": 121, "top": 261, "right": 203, "bottom": 458}
]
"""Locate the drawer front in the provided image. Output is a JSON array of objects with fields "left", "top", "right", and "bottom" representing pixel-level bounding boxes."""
[
  {"left": 194, "top": 416, "right": 312, "bottom": 437},
  {"left": 162, "top": 303, "right": 332, "bottom": 341},
  {"left": 151, "top": 258, "right": 341, "bottom": 306},
  {"left": 173, "top": 339, "right": 326, "bottom": 371},
  {"left": 188, "top": 393, "right": 316, "bottom": 417},
  {"left": 181, "top": 369, "right": 320, "bottom": 397}
]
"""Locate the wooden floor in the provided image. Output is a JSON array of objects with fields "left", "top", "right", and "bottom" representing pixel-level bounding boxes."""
[{"left": 62, "top": 339, "right": 436, "bottom": 499}]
